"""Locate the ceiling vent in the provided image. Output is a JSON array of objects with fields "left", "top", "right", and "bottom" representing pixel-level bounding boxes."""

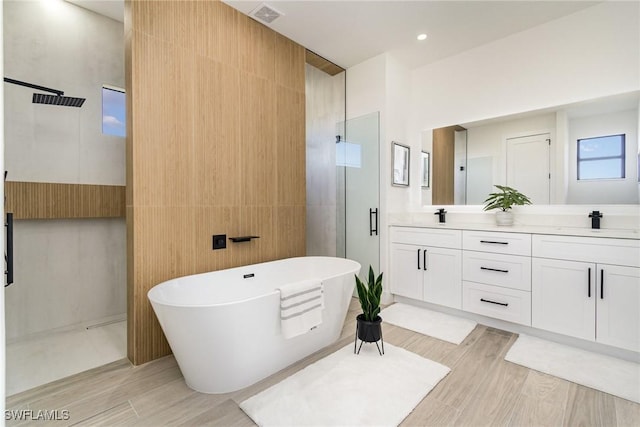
[{"left": 249, "top": 3, "right": 284, "bottom": 24}]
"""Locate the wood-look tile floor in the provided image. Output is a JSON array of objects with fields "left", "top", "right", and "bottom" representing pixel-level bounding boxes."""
[{"left": 6, "top": 299, "right": 640, "bottom": 426}]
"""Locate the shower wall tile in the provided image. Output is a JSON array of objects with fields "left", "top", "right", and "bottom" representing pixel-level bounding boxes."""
[
  {"left": 306, "top": 207, "right": 337, "bottom": 257},
  {"left": 5, "top": 219, "right": 126, "bottom": 341},
  {"left": 3, "top": 0, "right": 124, "bottom": 186},
  {"left": 3, "top": 1, "right": 127, "bottom": 346},
  {"left": 127, "top": 1, "right": 306, "bottom": 364},
  {"left": 305, "top": 64, "right": 345, "bottom": 257}
]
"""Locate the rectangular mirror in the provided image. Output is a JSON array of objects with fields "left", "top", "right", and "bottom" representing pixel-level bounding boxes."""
[
  {"left": 423, "top": 91, "right": 640, "bottom": 206},
  {"left": 392, "top": 142, "right": 410, "bottom": 186},
  {"left": 421, "top": 151, "right": 430, "bottom": 188}
]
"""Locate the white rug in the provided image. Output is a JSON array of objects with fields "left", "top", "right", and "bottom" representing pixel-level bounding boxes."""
[
  {"left": 379, "top": 303, "right": 477, "bottom": 345},
  {"left": 240, "top": 343, "right": 450, "bottom": 427},
  {"left": 505, "top": 334, "right": 640, "bottom": 403}
]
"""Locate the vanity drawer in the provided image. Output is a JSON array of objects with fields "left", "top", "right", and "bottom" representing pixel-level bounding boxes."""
[
  {"left": 532, "top": 234, "right": 640, "bottom": 268},
  {"left": 463, "top": 251, "right": 531, "bottom": 291},
  {"left": 390, "top": 226, "right": 461, "bottom": 249},
  {"left": 462, "top": 281, "right": 531, "bottom": 326},
  {"left": 463, "top": 230, "right": 531, "bottom": 256}
]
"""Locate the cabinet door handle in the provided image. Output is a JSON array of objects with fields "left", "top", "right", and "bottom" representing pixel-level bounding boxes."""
[
  {"left": 417, "top": 249, "right": 421, "bottom": 270},
  {"left": 600, "top": 269, "right": 604, "bottom": 299},
  {"left": 587, "top": 267, "right": 591, "bottom": 298},
  {"left": 423, "top": 249, "right": 427, "bottom": 271},
  {"left": 480, "top": 298, "right": 508, "bottom": 307},
  {"left": 480, "top": 266, "right": 509, "bottom": 273},
  {"left": 480, "top": 240, "right": 509, "bottom": 245}
]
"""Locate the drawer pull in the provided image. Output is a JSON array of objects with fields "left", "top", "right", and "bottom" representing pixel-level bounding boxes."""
[
  {"left": 480, "top": 240, "right": 509, "bottom": 245},
  {"left": 480, "top": 298, "right": 509, "bottom": 307},
  {"left": 480, "top": 266, "right": 509, "bottom": 273}
]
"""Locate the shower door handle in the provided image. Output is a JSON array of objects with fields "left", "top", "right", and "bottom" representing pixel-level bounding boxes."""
[
  {"left": 5, "top": 212, "right": 13, "bottom": 287},
  {"left": 369, "top": 208, "right": 378, "bottom": 236}
]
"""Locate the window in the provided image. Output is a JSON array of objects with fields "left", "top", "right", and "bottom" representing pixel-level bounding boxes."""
[
  {"left": 577, "top": 134, "right": 625, "bottom": 180},
  {"left": 102, "top": 86, "right": 126, "bottom": 137}
]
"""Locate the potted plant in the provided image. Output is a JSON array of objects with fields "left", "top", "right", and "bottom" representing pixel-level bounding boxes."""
[
  {"left": 483, "top": 184, "right": 532, "bottom": 226},
  {"left": 354, "top": 266, "right": 384, "bottom": 355}
]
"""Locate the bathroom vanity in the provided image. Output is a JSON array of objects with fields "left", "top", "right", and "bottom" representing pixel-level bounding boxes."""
[{"left": 389, "top": 223, "right": 640, "bottom": 354}]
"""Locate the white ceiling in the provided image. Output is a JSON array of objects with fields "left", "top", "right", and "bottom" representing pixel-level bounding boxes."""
[
  {"left": 67, "top": 0, "right": 600, "bottom": 69},
  {"left": 66, "top": 0, "right": 125, "bottom": 23}
]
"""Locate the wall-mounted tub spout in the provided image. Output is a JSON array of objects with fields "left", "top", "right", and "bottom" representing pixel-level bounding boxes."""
[{"left": 229, "top": 236, "right": 260, "bottom": 243}]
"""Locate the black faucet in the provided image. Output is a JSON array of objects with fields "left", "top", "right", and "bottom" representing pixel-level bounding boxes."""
[
  {"left": 589, "top": 211, "right": 603, "bottom": 229},
  {"left": 434, "top": 208, "right": 447, "bottom": 223}
]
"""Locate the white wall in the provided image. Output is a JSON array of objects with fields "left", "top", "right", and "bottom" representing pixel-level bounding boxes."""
[
  {"left": 407, "top": 1, "right": 640, "bottom": 210},
  {"left": 346, "top": 53, "right": 410, "bottom": 300},
  {"left": 3, "top": 1, "right": 126, "bottom": 339},
  {"left": 567, "top": 109, "right": 639, "bottom": 204}
]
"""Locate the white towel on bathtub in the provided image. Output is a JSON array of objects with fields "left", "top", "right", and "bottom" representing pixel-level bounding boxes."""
[{"left": 278, "top": 279, "right": 323, "bottom": 339}]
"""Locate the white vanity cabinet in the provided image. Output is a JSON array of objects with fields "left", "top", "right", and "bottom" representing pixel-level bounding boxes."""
[
  {"left": 390, "top": 227, "right": 462, "bottom": 309},
  {"left": 389, "top": 224, "right": 640, "bottom": 354},
  {"left": 532, "top": 235, "right": 640, "bottom": 352},
  {"left": 462, "top": 231, "right": 532, "bottom": 326}
]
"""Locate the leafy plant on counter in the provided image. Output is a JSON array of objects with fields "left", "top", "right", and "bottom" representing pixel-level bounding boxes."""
[{"left": 483, "top": 185, "right": 532, "bottom": 212}]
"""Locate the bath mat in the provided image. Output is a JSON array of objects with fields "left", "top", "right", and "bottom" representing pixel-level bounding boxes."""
[
  {"left": 240, "top": 343, "right": 450, "bottom": 427},
  {"left": 505, "top": 334, "right": 640, "bottom": 403},
  {"left": 380, "top": 303, "right": 477, "bottom": 344}
]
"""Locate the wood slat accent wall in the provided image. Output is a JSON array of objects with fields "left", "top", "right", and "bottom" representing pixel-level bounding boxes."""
[
  {"left": 305, "top": 49, "right": 345, "bottom": 76},
  {"left": 5, "top": 181, "right": 125, "bottom": 219},
  {"left": 126, "top": 0, "right": 306, "bottom": 365}
]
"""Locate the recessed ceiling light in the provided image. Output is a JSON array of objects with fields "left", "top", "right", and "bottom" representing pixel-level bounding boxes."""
[{"left": 417, "top": 34, "right": 428, "bottom": 41}]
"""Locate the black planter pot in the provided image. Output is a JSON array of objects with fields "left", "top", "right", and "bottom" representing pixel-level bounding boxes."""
[
  {"left": 356, "top": 314, "right": 382, "bottom": 342},
  {"left": 355, "top": 314, "right": 384, "bottom": 355}
]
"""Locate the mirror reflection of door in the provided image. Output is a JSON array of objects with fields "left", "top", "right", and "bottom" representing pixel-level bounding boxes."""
[{"left": 506, "top": 133, "right": 551, "bottom": 204}]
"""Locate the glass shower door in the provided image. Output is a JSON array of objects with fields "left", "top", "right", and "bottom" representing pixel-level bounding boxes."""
[{"left": 338, "top": 112, "right": 380, "bottom": 275}]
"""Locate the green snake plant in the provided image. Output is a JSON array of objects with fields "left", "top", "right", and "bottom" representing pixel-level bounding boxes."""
[{"left": 355, "top": 266, "right": 383, "bottom": 322}]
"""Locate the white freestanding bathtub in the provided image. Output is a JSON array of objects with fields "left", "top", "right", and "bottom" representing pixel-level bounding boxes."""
[{"left": 148, "top": 256, "right": 360, "bottom": 394}]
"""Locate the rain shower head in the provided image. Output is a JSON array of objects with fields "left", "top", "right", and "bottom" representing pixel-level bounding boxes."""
[
  {"left": 32, "top": 93, "right": 85, "bottom": 108},
  {"left": 4, "top": 77, "right": 86, "bottom": 108}
]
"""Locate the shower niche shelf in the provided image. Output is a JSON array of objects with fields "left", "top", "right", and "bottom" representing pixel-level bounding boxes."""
[{"left": 5, "top": 181, "right": 125, "bottom": 220}]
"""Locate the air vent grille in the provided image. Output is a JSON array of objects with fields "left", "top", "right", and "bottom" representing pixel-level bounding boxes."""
[{"left": 250, "top": 3, "right": 283, "bottom": 24}]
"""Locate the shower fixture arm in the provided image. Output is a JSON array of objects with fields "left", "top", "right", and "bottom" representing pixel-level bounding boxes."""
[{"left": 3, "top": 77, "right": 64, "bottom": 96}]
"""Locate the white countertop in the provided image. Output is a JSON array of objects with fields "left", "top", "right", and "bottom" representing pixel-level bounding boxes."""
[{"left": 389, "top": 221, "right": 640, "bottom": 240}]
